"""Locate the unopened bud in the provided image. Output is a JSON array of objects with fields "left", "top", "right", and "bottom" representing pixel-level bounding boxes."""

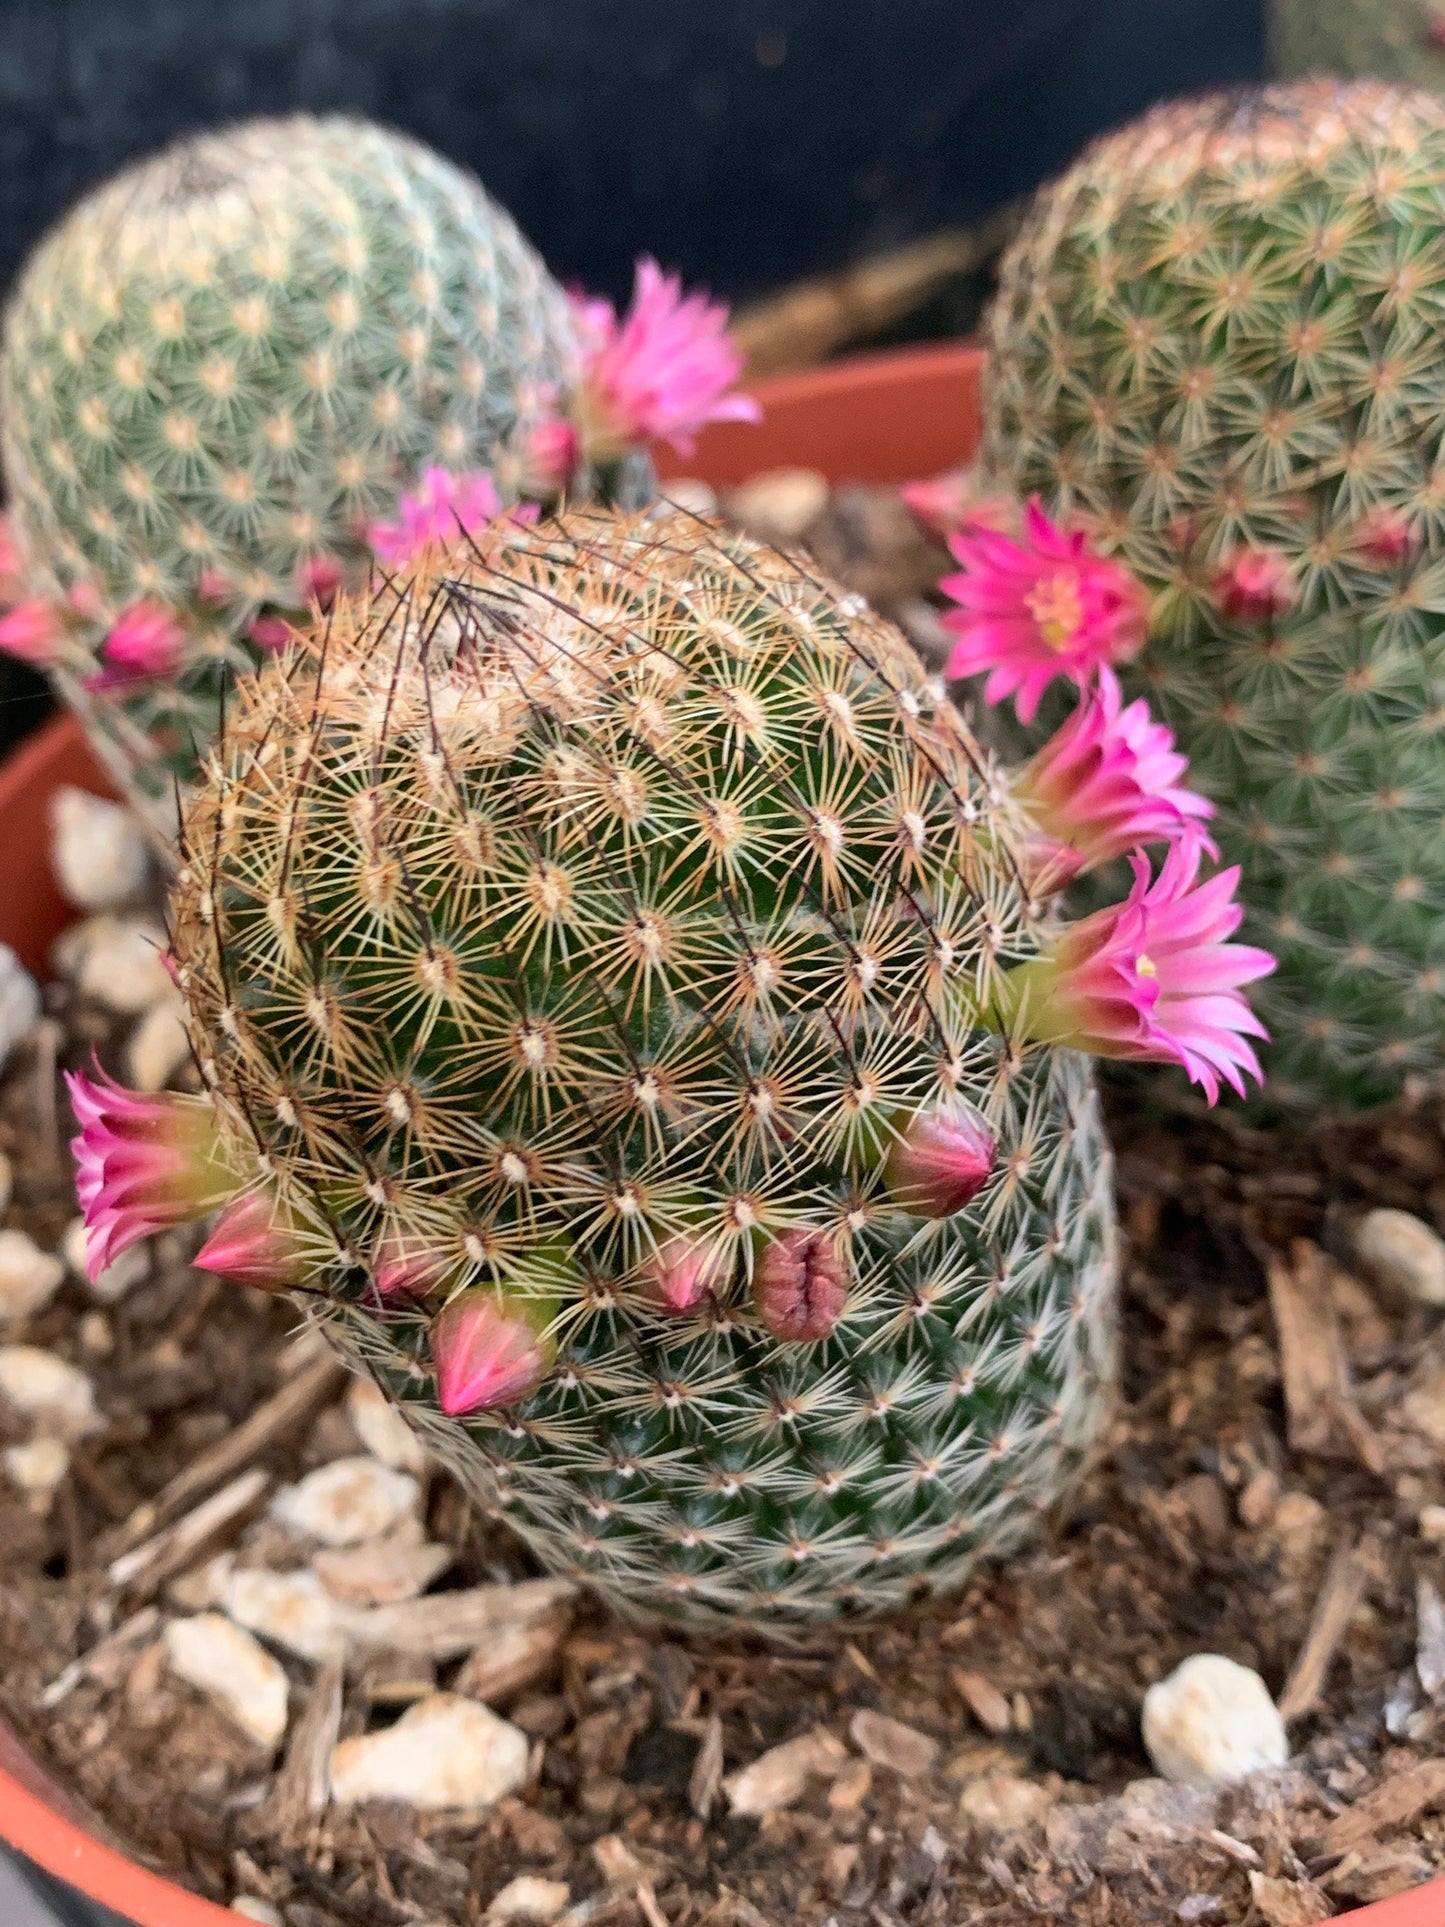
[
  {"left": 753, "top": 1228, "right": 847, "bottom": 1342},
  {"left": 883, "top": 1107, "right": 996, "bottom": 1218},
  {"left": 429, "top": 1288, "right": 555, "bottom": 1415}
]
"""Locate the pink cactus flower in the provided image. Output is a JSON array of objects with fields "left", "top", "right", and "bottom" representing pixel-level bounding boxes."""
[
  {"left": 883, "top": 1107, "right": 997, "bottom": 1219},
  {"left": 66, "top": 1065, "right": 235, "bottom": 1280},
  {"left": 638, "top": 1232, "right": 728, "bottom": 1313},
  {"left": 899, "top": 468, "right": 1015, "bottom": 543},
  {"left": 522, "top": 412, "right": 584, "bottom": 494},
  {"left": 372, "top": 1230, "right": 450, "bottom": 1301},
  {"left": 939, "top": 499, "right": 1150, "bottom": 721},
  {"left": 1353, "top": 507, "right": 1417, "bottom": 569},
  {"left": 195, "top": 1190, "right": 306, "bottom": 1292},
  {"left": 0, "top": 597, "right": 67, "bottom": 666},
  {"left": 1004, "top": 837, "right": 1275, "bottom": 1104},
  {"left": 1214, "top": 547, "right": 1297, "bottom": 622},
  {"left": 296, "top": 554, "right": 344, "bottom": 605},
  {"left": 429, "top": 1288, "right": 554, "bottom": 1415},
  {"left": 1017, "top": 666, "right": 1216, "bottom": 885},
  {"left": 753, "top": 1228, "right": 848, "bottom": 1342},
  {"left": 248, "top": 614, "right": 294, "bottom": 651},
  {"left": 369, "top": 467, "right": 503, "bottom": 569},
  {"left": 572, "top": 257, "right": 760, "bottom": 461},
  {"left": 91, "top": 600, "right": 187, "bottom": 685}
]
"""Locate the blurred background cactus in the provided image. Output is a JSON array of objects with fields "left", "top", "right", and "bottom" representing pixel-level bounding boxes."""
[
  {"left": 1270, "top": 0, "right": 1445, "bottom": 86},
  {"left": 140, "top": 508, "right": 1124, "bottom": 1630},
  {"left": 981, "top": 80, "right": 1445, "bottom": 1114},
  {"left": 0, "top": 115, "right": 577, "bottom": 831}
]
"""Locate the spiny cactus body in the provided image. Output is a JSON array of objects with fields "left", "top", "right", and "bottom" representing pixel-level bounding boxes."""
[
  {"left": 166, "top": 510, "right": 1117, "bottom": 1631},
  {"left": 984, "top": 81, "right": 1445, "bottom": 1113},
  {"left": 1271, "top": 0, "right": 1445, "bottom": 89},
  {"left": 0, "top": 115, "right": 576, "bottom": 829}
]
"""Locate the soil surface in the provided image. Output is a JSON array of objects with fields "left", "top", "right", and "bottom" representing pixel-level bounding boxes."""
[{"left": 3, "top": 488, "right": 1445, "bottom": 1927}]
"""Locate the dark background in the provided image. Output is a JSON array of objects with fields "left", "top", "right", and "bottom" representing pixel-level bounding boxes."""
[{"left": 0, "top": 0, "right": 1265, "bottom": 759}]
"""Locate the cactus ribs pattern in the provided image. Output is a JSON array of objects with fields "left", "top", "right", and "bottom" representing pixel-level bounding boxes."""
[
  {"left": 985, "top": 82, "right": 1445, "bottom": 1112},
  {"left": 168, "top": 509, "right": 1117, "bottom": 1631},
  {"left": 0, "top": 116, "right": 575, "bottom": 829}
]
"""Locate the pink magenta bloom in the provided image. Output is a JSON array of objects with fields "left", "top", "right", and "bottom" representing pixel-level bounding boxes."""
[
  {"left": 1214, "top": 547, "right": 1297, "bottom": 622},
  {"left": 883, "top": 1108, "right": 997, "bottom": 1219},
  {"left": 296, "top": 554, "right": 344, "bottom": 605},
  {"left": 369, "top": 467, "right": 503, "bottom": 568},
  {"left": 429, "top": 1288, "right": 554, "bottom": 1415},
  {"left": 522, "top": 413, "right": 584, "bottom": 494},
  {"left": 248, "top": 614, "right": 294, "bottom": 651},
  {"left": 899, "top": 469, "right": 1015, "bottom": 543},
  {"left": 574, "top": 257, "right": 760, "bottom": 460},
  {"left": 1353, "top": 508, "right": 1417, "bottom": 569},
  {"left": 66, "top": 1065, "right": 234, "bottom": 1279},
  {"left": 1017, "top": 666, "right": 1216, "bottom": 885},
  {"left": 1005, "top": 838, "right": 1275, "bottom": 1104},
  {"left": 753, "top": 1228, "right": 848, "bottom": 1342},
  {"left": 939, "top": 500, "right": 1150, "bottom": 721},
  {"left": 372, "top": 1230, "right": 450, "bottom": 1301},
  {"left": 90, "top": 600, "right": 187, "bottom": 686},
  {"left": 0, "top": 597, "right": 67, "bottom": 666},
  {"left": 638, "top": 1232, "right": 728, "bottom": 1313},
  {"left": 195, "top": 1190, "right": 306, "bottom": 1293}
]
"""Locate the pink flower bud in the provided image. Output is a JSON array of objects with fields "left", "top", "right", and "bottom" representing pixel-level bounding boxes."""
[
  {"left": 66, "top": 1063, "right": 236, "bottom": 1279},
  {"left": 248, "top": 614, "right": 294, "bottom": 652},
  {"left": 372, "top": 1230, "right": 450, "bottom": 1300},
  {"left": 1354, "top": 507, "right": 1417, "bottom": 569},
  {"left": 196, "top": 566, "right": 231, "bottom": 606},
  {"left": 296, "top": 554, "right": 343, "bottom": 605},
  {"left": 522, "top": 414, "right": 583, "bottom": 494},
  {"left": 1213, "top": 547, "right": 1296, "bottom": 622},
  {"left": 195, "top": 1190, "right": 306, "bottom": 1292},
  {"left": 638, "top": 1232, "right": 728, "bottom": 1312},
  {"left": 883, "top": 1107, "right": 997, "bottom": 1218},
  {"left": 753, "top": 1229, "right": 848, "bottom": 1342},
  {"left": 429, "top": 1289, "right": 554, "bottom": 1415},
  {"left": 0, "top": 597, "right": 66, "bottom": 666},
  {"left": 94, "top": 600, "right": 186, "bottom": 682},
  {"left": 899, "top": 469, "right": 1014, "bottom": 543}
]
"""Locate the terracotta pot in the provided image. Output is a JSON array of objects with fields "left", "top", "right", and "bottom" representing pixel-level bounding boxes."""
[{"left": 0, "top": 342, "right": 1431, "bottom": 1926}]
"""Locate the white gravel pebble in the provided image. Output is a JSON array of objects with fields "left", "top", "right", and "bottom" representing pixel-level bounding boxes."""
[
  {"left": 0, "top": 1345, "right": 101, "bottom": 1439},
  {"left": 69, "top": 915, "right": 173, "bottom": 1014},
  {"left": 1142, "top": 1654, "right": 1288, "bottom": 1789},
  {"left": 230, "top": 1901, "right": 285, "bottom": 1925},
  {"left": 487, "top": 1875, "right": 572, "bottom": 1921},
  {"left": 271, "top": 1455, "right": 421, "bottom": 1547},
  {"left": 1355, "top": 1207, "right": 1445, "bottom": 1308},
  {"left": 0, "top": 945, "right": 39, "bottom": 1070},
  {"left": 346, "top": 1377, "right": 428, "bottom": 1474},
  {"left": 165, "top": 1612, "right": 289, "bottom": 1752},
  {"left": 224, "top": 1565, "right": 348, "bottom": 1664},
  {"left": 50, "top": 786, "right": 150, "bottom": 910},
  {"left": 329, "top": 1693, "right": 529, "bottom": 1811},
  {"left": 125, "top": 990, "right": 192, "bottom": 1091},
  {"left": 3, "top": 1435, "right": 71, "bottom": 1494},
  {"left": 0, "top": 1229, "right": 65, "bottom": 1323}
]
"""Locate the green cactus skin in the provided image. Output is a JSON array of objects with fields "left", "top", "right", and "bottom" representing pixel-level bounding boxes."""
[
  {"left": 0, "top": 115, "right": 577, "bottom": 832},
  {"left": 983, "top": 81, "right": 1445, "bottom": 1116},
  {"left": 1271, "top": 0, "right": 1445, "bottom": 89},
  {"left": 168, "top": 509, "right": 1118, "bottom": 1633}
]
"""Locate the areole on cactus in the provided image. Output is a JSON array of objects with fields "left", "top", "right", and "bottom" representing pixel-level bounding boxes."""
[{"left": 981, "top": 79, "right": 1445, "bottom": 1112}]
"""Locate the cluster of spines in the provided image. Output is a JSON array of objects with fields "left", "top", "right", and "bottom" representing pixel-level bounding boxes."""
[{"left": 167, "top": 510, "right": 1116, "bottom": 1626}]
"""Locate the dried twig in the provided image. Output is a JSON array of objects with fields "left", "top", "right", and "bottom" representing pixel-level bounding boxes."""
[
  {"left": 270, "top": 1657, "right": 343, "bottom": 1847},
  {"left": 106, "top": 1467, "right": 270, "bottom": 1601},
  {"left": 1278, "top": 1533, "right": 1376, "bottom": 1723},
  {"left": 1267, "top": 1241, "right": 1385, "bottom": 1473}
]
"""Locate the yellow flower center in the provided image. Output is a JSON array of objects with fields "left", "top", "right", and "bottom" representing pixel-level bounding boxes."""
[
  {"left": 1023, "top": 571, "right": 1085, "bottom": 650},
  {"left": 1136, "top": 954, "right": 1158, "bottom": 979}
]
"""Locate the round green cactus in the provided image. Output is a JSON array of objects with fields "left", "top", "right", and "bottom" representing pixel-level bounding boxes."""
[
  {"left": 166, "top": 508, "right": 1118, "bottom": 1632},
  {"left": 983, "top": 80, "right": 1445, "bottom": 1114},
  {"left": 0, "top": 114, "right": 577, "bottom": 830}
]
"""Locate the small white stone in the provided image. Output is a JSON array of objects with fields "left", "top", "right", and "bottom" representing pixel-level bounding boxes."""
[
  {"left": 165, "top": 1612, "right": 288, "bottom": 1752},
  {"left": 0, "top": 1230, "right": 65, "bottom": 1323},
  {"left": 488, "top": 1875, "right": 572, "bottom": 1922},
  {"left": 659, "top": 478, "right": 717, "bottom": 517},
  {"left": 1142, "top": 1655, "right": 1288, "bottom": 1789},
  {"left": 958, "top": 1770, "right": 1054, "bottom": 1832},
  {"left": 230, "top": 1900, "right": 284, "bottom": 1925},
  {"left": 0, "top": 1345, "right": 101, "bottom": 1439},
  {"left": 346, "top": 1377, "right": 428, "bottom": 1474},
  {"left": 271, "top": 1455, "right": 421, "bottom": 1547},
  {"left": 224, "top": 1565, "right": 349, "bottom": 1663},
  {"left": 0, "top": 946, "right": 39, "bottom": 1070},
  {"left": 312, "top": 1518, "right": 451, "bottom": 1607},
  {"left": 50, "top": 787, "right": 150, "bottom": 910},
  {"left": 1355, "top": 1208, "right": 1445, "bottom": 1308},
  {"left": 3, "top": 1435, "right": 70, "bottom": 1493},
  {"left": 125, "top": 991, "right": 192, "bottom": 1092},
  {"left": 167, "top": 1552, "right": 234, "bottom": 1612},
  {"left": 728, "top": 467, "right": 830, "bottom": 544},
  {"left": 73, "top": 916, "right": 174, "bottom": 1015},
  {"left": 329, "top": 1693, "right": 528, "bottom": 1811},
  {"left": 1420, "top": 1505, "right": 1445, "bottom": 1544}
]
